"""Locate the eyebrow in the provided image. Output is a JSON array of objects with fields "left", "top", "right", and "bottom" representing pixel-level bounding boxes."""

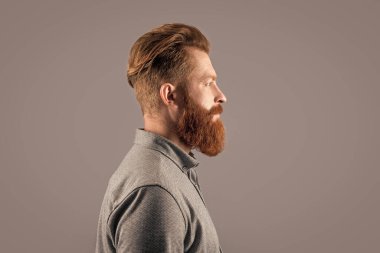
[{"left": 199, "top": 72, "right": 217, "bottom": 81}]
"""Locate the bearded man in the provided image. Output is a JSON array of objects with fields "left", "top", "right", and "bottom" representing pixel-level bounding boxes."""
[{"left": 96, "top": 23, "right": 227, "bottom": 253}]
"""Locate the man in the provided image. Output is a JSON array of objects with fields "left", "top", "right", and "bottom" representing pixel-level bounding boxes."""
[{"left": 96, "top": 23, "right": 227, "bottom": 253}]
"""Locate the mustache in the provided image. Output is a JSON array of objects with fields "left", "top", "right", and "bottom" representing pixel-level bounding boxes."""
[{"left": 209, "top": 104, "right": 223, "bottom": 115}]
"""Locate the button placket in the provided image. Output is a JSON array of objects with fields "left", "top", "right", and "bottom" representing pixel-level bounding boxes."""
[{"left": 183, "top": 166, "right": 205, "bottom": 204}]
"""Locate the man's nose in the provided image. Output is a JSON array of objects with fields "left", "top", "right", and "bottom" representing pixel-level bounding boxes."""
[{"left": 214, "top": 85, "right": 227, "bottom": 104}]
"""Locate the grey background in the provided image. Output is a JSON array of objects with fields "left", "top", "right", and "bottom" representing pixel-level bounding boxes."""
[{"left": 1, "top": 0, "right": 379, "bottom": 252}]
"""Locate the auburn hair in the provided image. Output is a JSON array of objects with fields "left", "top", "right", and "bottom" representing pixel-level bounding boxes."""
[{"left": 127, "top": 23, "right": 210, "bottom": 114}]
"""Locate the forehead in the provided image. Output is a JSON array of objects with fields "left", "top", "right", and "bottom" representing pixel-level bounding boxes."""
[{"left": 186, "top": 47, "right": 217, "bottom": 81}]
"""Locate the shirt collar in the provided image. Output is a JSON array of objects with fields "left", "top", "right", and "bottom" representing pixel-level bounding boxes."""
[{"left": 134, "top": 129, "right": 199, "bottom": 172}]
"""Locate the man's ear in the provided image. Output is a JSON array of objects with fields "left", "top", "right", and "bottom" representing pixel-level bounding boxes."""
[{"left": 159, "top": 83, "right": 178, "bottom": 107}]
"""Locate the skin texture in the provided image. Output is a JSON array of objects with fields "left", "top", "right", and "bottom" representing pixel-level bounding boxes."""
[{"left": 143, "top": 47, "right": 227, "bottom": 155}]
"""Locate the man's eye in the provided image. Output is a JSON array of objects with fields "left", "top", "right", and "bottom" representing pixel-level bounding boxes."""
[{"left": 205, "top": 81, "right": 215, "bottom": 87}]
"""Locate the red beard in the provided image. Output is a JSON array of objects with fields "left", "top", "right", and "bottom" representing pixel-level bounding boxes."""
[{"left": 177, "top": 91, "right": 225, "bottom": 156}]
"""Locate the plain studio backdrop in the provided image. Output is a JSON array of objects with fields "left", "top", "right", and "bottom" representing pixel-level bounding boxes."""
[{"left": 1, "top": 0, "right": 379, "bottom": 252}]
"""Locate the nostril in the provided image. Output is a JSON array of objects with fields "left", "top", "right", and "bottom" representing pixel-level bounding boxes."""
[{"left": 217, "top": 94, "right": 227, "bottom": 103}]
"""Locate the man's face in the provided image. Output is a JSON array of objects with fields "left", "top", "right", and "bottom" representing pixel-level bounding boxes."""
[{"left": 176, "top": 48, "right": 227, "bottom": 156}]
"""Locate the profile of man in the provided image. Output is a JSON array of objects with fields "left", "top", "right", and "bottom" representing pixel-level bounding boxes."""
[{"left": 96, "top": 23, "right": 227, "bottom": 252}]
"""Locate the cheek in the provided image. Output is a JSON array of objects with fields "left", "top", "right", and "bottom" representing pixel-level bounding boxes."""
[
  {"left": 196, "top": 92, "right": 214, "bottom": 110},
  {"left": 201, "top": 94, "right": 215, "bottom": 110},
  {"left": 188, "top": 88, "right": 214, "bottom": 110},
  {"left": 193, "top": 96, "right": 212, "bottom": 110},
  {"left": 201, "top": 101, "right": 213, "bottom": 111}
]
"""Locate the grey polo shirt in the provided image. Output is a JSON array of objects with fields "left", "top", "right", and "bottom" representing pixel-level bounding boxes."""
[{"left": 96, "top": 129, "right": 222, "bottom": 252}]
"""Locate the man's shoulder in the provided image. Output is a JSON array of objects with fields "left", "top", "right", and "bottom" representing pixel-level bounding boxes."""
[
  {"left": 115, "top": 144, "right": 184, "bottom": 184},
  {"left": 105, "top": 144, "right": 187, "bottom": 211}
]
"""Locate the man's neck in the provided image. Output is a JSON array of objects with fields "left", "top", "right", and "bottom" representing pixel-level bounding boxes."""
[{"left": 143, "top": 115, "right": 191, "bottom": 154}]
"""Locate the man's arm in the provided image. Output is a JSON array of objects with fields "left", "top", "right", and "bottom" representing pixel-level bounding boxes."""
[{"left": 109, "top": 185, "right": 186, "bottom": 252}]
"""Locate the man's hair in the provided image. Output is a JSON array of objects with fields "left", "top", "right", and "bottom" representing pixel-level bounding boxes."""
[{"left": 127, "top": 23, "right": 210, "bottom": 114}]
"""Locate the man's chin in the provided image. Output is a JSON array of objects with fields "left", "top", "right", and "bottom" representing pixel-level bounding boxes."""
[
  {"left": 198, "top": 142, "right": 224, "bottom": 156},
  {"left": 196, "top": 120, "right": 225, "bottom": 156}
]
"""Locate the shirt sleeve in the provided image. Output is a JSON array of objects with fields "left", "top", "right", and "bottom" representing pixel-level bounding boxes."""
[{"left": 109, "top": 185, "right": 186, "bottom": 253}]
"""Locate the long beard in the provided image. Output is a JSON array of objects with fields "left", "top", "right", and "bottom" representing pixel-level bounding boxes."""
[{"left": 176, "top": 93, "right": 225, "bottom": 156}]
